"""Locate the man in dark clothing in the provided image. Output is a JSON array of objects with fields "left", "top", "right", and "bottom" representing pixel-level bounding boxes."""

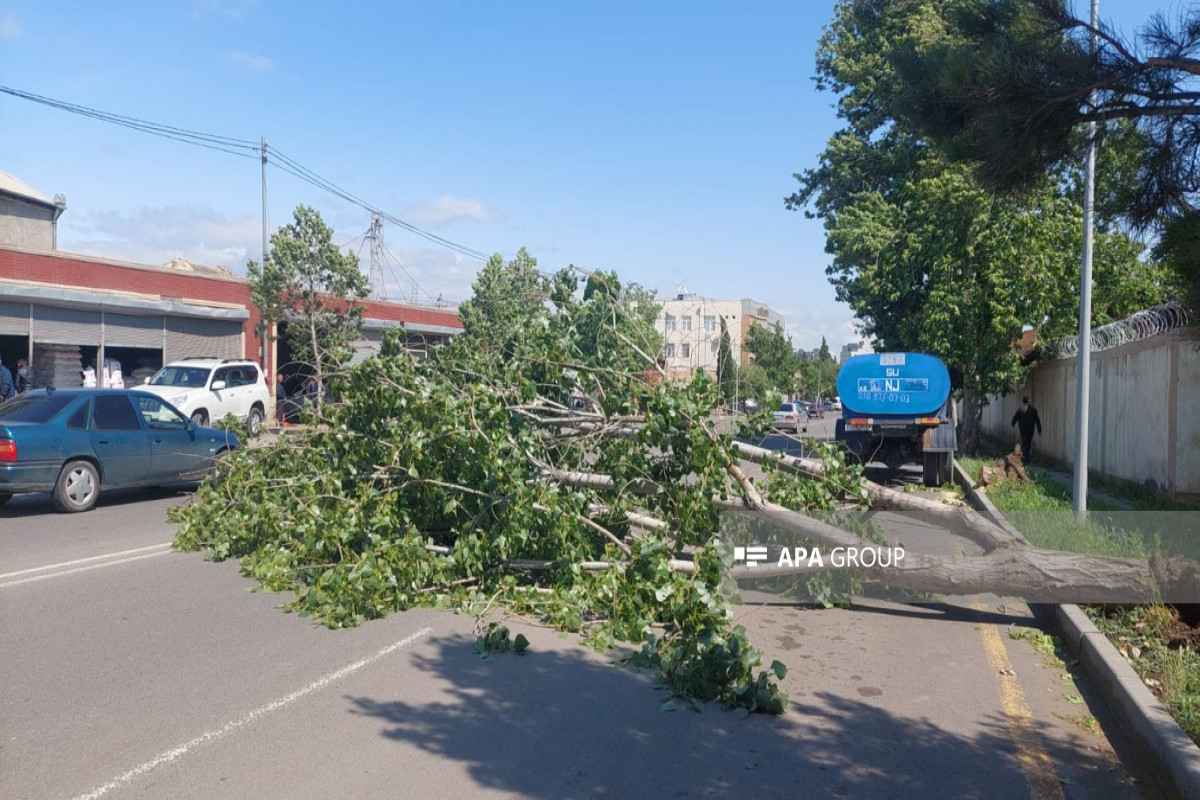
[
  {"left": 1011, "top": 396, "right": 1042, "bottom": 464},
  {"left": 0, "top": 356, "right": 14, "bottom": 401},
  {"left": 15, "top": 359, "right": 30, "bottom": 394}
]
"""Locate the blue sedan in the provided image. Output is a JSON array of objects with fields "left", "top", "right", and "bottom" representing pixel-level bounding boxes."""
[{"left": 0, "top": 388, "right": 238, "bottom": 512}]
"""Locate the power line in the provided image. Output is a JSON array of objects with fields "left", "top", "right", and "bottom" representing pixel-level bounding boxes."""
[{"left": 0, "top": 85, "right": 493, "bottom": 263}]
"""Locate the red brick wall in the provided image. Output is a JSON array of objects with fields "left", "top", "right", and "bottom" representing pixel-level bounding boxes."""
[{"left": 0, "top": 247, "right": 463, "bottom": 363}]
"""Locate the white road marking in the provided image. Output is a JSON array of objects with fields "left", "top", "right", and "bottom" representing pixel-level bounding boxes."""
[
  {"left": 0, "top": 544, "right": 174, "bottom": 589},
  {"left": 0, "top": 543, "right": 172, "bottom": 580},
  {"left": 71, "top": 627, "right": 435, "bottom": 800}
]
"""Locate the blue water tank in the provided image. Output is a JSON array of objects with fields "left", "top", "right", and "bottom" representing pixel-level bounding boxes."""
[{"left": 836, "top": 353, "right": 952, "bottom": 417}]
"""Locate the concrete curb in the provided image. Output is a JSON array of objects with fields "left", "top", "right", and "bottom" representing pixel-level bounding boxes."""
[
  {"left": 1035, "top": 603, "right": 1200, "bottom": 800},
  {"left": 952, "top": 460, "right": 1200, "bottom": 799}
]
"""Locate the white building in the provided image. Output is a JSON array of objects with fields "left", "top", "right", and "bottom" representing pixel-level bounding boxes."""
[
  {"left": 839, "top": 338, "right": 875, "bottom": 364},
  {"left": 655, "top": 294, "right": 784, "bottom": 380}
]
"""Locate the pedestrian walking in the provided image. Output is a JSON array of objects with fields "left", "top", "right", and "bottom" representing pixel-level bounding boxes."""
[{"left": 1011, "top": 395, "right": 1042, "bottom": 465}]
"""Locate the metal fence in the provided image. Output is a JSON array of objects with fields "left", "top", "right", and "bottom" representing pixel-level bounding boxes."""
[{"left": 1045, "top": 300, "right": 1190, "bottom": 360}]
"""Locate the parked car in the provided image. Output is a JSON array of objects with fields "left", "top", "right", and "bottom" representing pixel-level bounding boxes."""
[
  {"left": 832, "top": 397, "right": 843, "bottom": 411},
  {"left": 806, "top": 402, "right": 826, "bottom": 420},
  {"left": 140, "top": 358, "right": 270, "bottom": 435},
  {"left": 0, "top": 388, "right": 238, "bottom": 512},
  {"left": 772, "top": 402, "right": 806, "bottom": 434}
]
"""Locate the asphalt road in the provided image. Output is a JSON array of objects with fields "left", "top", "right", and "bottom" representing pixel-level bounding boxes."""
[{"left": 0, "top": 478, "right": 1152, "bottom": 798}]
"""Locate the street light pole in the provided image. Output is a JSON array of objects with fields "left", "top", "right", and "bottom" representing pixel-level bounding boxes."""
[{"left": 1073, "top": 0, "right": 1099, "bottom": 523}]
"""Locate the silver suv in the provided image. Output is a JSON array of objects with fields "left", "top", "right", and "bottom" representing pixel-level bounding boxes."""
[{"left": 141, "top": 358, "right": 270, "bottom": 436}]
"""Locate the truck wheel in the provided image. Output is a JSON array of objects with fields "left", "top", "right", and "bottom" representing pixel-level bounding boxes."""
[{"left": 923, "top": 453, "right": 945, "bottom": 488}]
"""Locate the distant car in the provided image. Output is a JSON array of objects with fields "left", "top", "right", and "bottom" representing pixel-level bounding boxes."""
[
  {"left": 807, "top": 402, "right": 826, "bottom": 420},
  {"left": 140, "top": 358, "right": 270, "bottom": 436},
  {"left": 832, "top": 397, "right": 843, "bottom": 411},
  {"left": 738, "top": 399, "right": 761, "bottom": 414},
  {"left": 772, "top": 402, "right": 806, "bottom": 434},
  {"left": 0, "top": 388, "right": 238, "bottom": 512}
]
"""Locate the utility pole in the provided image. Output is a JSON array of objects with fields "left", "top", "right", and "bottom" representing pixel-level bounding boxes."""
[
  {"left": 1073, "top": 0, "right": 1099, "bottom": 523},
  {"left": 367, "top": 213, "right": 386, "bottom": 300},
  {"left": 260, "top": 137, "right": 270, "bottom": 371}
]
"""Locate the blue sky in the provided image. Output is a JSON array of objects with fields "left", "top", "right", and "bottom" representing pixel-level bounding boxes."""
[{"left": 0, "top": 0, "right": 1167, "bottom": 353}]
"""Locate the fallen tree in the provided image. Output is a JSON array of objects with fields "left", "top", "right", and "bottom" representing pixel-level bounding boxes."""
[{"left": 173, "top": 257, "right": 1200, "bottom": 715}]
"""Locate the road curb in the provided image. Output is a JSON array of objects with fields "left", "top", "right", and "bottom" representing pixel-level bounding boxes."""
[{"left": 953, "top": 460, "right": 1200, "bottom": 799}]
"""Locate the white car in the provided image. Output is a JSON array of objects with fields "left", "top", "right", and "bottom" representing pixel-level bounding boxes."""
[
  {"left": 772, "top": 402, "right": 806, "bottom": 434},
  {"left": 141, "top": 358, "right": 270, "bottom": 436}
]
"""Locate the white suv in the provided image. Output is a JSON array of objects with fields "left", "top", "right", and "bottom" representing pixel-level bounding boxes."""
[{"left": 141, "top": 358, "right": 270, "bottom": 436}]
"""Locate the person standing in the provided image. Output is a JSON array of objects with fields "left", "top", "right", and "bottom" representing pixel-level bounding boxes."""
[
  {"left": 275, "top": 372, "right": 290, "bottom": 426},
  {"left": 0, "top": 356, "right": 14, "bottom": 401},
  {"left": 1011, "top": 395, "right": 1042, "bottom": 465},
  {"left": 15, "top": 359, "right": 30, "bottom": 393}
]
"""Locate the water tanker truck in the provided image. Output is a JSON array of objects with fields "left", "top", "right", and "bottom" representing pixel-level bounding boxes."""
[{"left": 833, "top": 352, "right": 957, "bottom": 487}]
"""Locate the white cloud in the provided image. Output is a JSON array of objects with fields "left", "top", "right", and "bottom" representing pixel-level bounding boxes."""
[
  {"left": 406, "top": 196, "right": 500, "bottom": 228},
  {"left": 229, "top": 51, "right": 275, "bottom": 73},
  {"left": 59, "top": 205, "right": 262, "bottom": 273},
  {"left": 0, "top": 15, "right": 21, "bottom": 38}
]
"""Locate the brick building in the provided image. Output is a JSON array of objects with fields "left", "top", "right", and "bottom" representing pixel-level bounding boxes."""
[{"left": 0, "top": 171, "right": 462, "bottom": 389}]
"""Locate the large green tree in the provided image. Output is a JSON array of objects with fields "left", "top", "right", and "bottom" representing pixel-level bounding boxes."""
[
  {"left": 745, "top": 322, "right": 802, "bottom": 396},
  {"left": 886, "top": 0, "right": 1195, "bottom": 316},
  {"left": 247, "top": 205, "right": 369, "bottom": 396},
  {"left": 716, "top": 318, "right": 736, "bottom": 400},
  {"left": 789, "top": 0, "right": 1168, "bottom": 452}
]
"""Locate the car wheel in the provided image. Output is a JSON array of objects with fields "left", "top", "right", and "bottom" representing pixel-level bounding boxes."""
[
  {"left": 190, "top": 410, "right": 209, "bottom": 426},
  {"left": 0, "top": 492, "right": 11, "bottom": 507},
  {"left": 53, "top": 460, "right": 100, "bottom": 512},
  {"left": 246, "top": 406, "right": 264, "bottom": 437}
]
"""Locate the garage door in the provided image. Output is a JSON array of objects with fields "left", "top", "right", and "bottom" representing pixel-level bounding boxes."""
[
  {"left": 164, "top": 318, "right": 244, "bottom": 361},
  {"left": 349, "top": 329, "right": 385, "bottom": 366},
  {"left": 104, "top": 312, "right": 164, "bottom": 348},
  {"left": 32, "top": 306, "right": 101, "bottom": 344},
  {"left": 0, "top": 301, "right": 29, "bottom": 335}
]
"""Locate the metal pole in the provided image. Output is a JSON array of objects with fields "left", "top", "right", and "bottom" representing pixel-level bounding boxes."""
[
  {"left": 260, "top": 137, "right": 269, "bottom": 372},
  {"left": 1073, "top": 0, "right": 1099, "bottom": 522}
]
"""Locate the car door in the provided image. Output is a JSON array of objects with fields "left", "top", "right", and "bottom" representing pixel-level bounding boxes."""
[
  {"left": 88, "top": 394, "right": 150, "bottom": 487},
  {"left": 209, "top": 366, "right": 243, "bottom": 422},
  {"left": 133, "top": 394, "right": 207, "bottom": 479}
]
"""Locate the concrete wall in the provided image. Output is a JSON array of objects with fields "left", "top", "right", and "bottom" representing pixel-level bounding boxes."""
[
  {"left": 982, "top": 330, "right": 1200, "bottom": 501},
  {"left": 0, "top": 197, "right": 55, "bottom": 250}
]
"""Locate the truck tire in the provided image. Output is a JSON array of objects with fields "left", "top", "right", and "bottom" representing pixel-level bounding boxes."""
[{"left": 923, "top": 452, "right": 945, "bottom": 488}]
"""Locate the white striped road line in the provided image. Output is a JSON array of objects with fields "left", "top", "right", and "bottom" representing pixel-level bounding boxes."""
[
  {"left": 71, "top": 626, "right": 435, "bottom": 800},
  {"left": 0, "top": 543, "right": 173, "bottom": 589}
]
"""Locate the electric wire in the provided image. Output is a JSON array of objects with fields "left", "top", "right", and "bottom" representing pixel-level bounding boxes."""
[{"left": 1, "top": 85, "right": 492, "bottom": 265}]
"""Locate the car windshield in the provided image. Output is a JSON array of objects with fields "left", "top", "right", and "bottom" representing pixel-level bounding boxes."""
[
  {"left": 0, "top": 391, "right": 77, "bottom": 423},
  {"left": 149, "top": 366, "right": 211, "bottom": 388}
]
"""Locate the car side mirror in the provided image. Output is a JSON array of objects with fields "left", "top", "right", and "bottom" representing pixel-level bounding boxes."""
[
  {"left": 185, "top": 418, "right": 196, "bottom": 432},
  {"left": 211, "top": 380, "right": 227, "bottom": 391}
]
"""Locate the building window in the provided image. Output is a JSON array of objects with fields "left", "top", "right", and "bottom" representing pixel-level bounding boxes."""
[
  {"left": 664, "top": 314, "right": 676, "bottom": 332},
  {"left": 666, "top": 343, "right": 676, "bottom": 357},
  {"left": 704, "top": 315, "right": 716, "bottom": 332},
  {"left": 682, "top": 343, "right": 691, "bottom": 358},
  {"left": 682, "top": 316, "right": 692, "bottom": 332}
]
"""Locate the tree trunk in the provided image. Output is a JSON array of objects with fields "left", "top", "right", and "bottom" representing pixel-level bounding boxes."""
[{"left": 959, "top": 388, "right": 984, "bottom": 455}]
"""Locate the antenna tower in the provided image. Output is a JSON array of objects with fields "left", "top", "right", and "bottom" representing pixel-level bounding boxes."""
[{"left": 368, "top": 213, "right": 386, "bottom": 300}]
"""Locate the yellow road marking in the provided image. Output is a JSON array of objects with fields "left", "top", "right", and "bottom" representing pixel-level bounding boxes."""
[{"left": 976, "top": 611, "right": 1066, "bottom": 800}]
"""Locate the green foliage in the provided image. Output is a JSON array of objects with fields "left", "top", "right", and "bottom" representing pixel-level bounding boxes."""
[
  {"left": 717, "top": 318, "right": 736, "bottom": 400},
  {"left": 791, "top": 0, "right": 1173, "bottom": 451},
  {"left": 247, "top": 205, "right": 369, "bottom": 393},
  {"left": 475, "top": 623, "right": 530, "bottom": 658},
  {"left": 745, "top": 322, "right": 801, "bottom": 395},
  {"left": 172, "top": 252, "right": 873, "bottom": 714}
]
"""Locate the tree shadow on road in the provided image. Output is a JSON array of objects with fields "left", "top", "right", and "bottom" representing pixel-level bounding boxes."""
[{"left": 345, "top": 628, "right": 1134, "bottom": 799}]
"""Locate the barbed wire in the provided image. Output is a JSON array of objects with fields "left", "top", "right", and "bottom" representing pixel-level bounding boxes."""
[{"left": 1045, "top": 301, "right": 1190, "bottom": 360}]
